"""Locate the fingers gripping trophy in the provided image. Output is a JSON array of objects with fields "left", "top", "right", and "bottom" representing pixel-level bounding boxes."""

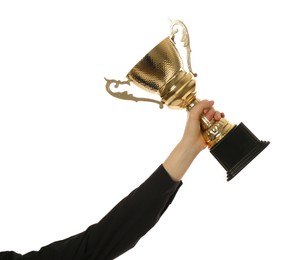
[{"left": 105, "top": 20, "right": 269, "bottom": 181}]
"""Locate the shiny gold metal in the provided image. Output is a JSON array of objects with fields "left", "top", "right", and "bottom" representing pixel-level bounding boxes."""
[
  {"left": 105, "top": 20, "right": 235, "bottom": 148},
  {"left": 105, "top": 78, "right": 164, "bottom": 108}
]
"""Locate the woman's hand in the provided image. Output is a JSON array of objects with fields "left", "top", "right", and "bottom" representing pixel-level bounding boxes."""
[{"left": 181, "top": 100, "right": 225, "bottom": 155}]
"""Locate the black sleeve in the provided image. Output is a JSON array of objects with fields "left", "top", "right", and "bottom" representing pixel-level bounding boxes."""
[{"left": 0, "top": 164, "right": 182, "bottom": 260}]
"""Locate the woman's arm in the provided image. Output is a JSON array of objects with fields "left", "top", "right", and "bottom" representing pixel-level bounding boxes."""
[
  {"left": 0, "top": 100, "right": 223, "bottom": 260},
  {"left": 164, "top": 100, "right": 223, "bottom": 182}
]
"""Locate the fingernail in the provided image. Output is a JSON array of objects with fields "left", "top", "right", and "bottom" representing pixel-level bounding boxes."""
[{"left": 216, "top": 111, "right": 221, "bottom": 120}]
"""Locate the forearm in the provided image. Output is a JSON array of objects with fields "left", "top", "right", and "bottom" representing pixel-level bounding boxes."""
[
  {"left": 163, "top": 140, "right": 202, "bottom": 182},
  {"left": 84, "top": 165, "right": 182, "bottom": 259}
]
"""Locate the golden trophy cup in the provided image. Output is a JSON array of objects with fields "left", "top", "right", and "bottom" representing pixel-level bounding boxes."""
[{"left": 105, "top": 20, "right": 269, "bottom": 181}]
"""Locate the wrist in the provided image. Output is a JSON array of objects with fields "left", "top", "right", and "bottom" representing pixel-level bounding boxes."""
[
  {"left": 163, "top": 140, "right": 203, "bottom": 182},
  {"left": 179, "top": 137, "right": 205, "bottom": 158}
]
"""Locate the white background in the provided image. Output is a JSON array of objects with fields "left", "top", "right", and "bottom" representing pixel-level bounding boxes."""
[{"left": 0, "top": 1, "right": 296, "bottom": 259}]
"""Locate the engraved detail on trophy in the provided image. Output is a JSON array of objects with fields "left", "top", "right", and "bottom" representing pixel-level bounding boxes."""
[
  {"left": 203, "top": 118, "right": 234, "bottom": 145},
  {"left": 104, "top": 20, "right": 270, "bottom": 181}
]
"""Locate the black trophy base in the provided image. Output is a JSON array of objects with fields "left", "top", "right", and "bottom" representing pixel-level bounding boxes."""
[{"left": 210, "top": 123, "right": 270, "bottom": 181}]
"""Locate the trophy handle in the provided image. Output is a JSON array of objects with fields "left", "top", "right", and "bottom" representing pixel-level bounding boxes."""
[
  {"left": 169, "top": 20, "right": 212, "bottom": 126},
  {"left": 170, "top": 19, "right": 197, "bottom": 77},
  {"left": 105, "top": 78, "right": 164, "bottom": 109}
]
